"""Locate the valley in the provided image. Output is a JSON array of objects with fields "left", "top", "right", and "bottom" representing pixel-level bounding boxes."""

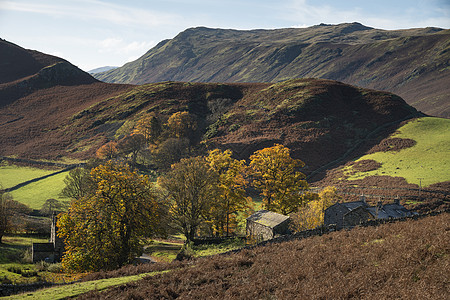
[{"left": 0, "top": 21, "right": 449, "bottom": 299}]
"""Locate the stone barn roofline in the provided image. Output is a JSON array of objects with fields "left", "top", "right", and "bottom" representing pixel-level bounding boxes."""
[{"left": 246, "top": 209, "right": 290, "bottom": 228}]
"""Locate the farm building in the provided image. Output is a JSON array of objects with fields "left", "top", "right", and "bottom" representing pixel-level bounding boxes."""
[
  {"left": 246, "top": 210, "right": 290, "bottom": 241},
  {"left": 324, "top": 196, "right": 417, "bottom": 229},
  {"left": 32, "top": 213, "right": 65, "bottom": 263}
]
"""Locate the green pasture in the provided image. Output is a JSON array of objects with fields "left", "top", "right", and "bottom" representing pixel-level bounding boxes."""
[
  {"left": 4, "top": 271, "right": 168, "bottom": 300},
  {"left": 0, "top": 165, "right": 56, "bottom": 189},
  {"left": 0, "top": 235, "right": 50, "bottom": 284},
  {"left": 347, "top": 117, "right": 450, "bottom": 186},
  {"left": 145, "top": 240, "right": 184, "bottom": 262},
  {"left": 9, "top": 171, "right": 70, "bottom": 210}
]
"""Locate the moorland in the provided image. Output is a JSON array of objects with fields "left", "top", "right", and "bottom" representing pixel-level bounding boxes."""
[{"left": 0, "top": 22, "right": 449, "bottom": 299}]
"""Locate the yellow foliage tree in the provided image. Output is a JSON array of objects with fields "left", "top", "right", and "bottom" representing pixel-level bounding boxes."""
[
  {"left": 133, "top": 114, "right": 162, "bottom": 144},
  {"left": 96, "top": 141, "right": 118, "bottom": 160},
  {"left": 167, "top": 111, "right": 197, "bottom": 138},
  {"left": 249, "top": 144, "right": 309, "bottom": 215},
  {"left": 57, "top": 162, "right": 159, "bottom": 272},
  {"left": 206, "top": 149, "right": 253, "bottom": 236},
  {"left": 291, "top": 186, "right": 341, "bottom": 231}
]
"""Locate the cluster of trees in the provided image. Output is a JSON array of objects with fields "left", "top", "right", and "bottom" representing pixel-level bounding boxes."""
[
  {"left": 95, "top": 111, "right": 198, "bottom": 169},
  {"left": 58, "top": 143, "right": 327, "bottom": 271}
]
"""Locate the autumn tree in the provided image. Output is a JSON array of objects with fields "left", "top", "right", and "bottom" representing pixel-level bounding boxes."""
[
  {"left": 133, "top": 114, "right": 162, "bottom": 144},
  {"left": 249, "top": 144, "right": 309, "bottom": 215},
  {"left": 117, "top": 133, "right": 146, "bottom": 166},
  {"left": 153, "top": 138, "right": 190, "bottom": 170},
  {"left": 96, "top": 141, "right": 118, "bottom": 160},
  {"left": 206, "top": 149, "right": 252, "bottom": 236},
  {"left": 167, "top": 111, "right": 197, "bottom": 139},
  {"left": 158, "top": 156, "right": 217, "bottom": 242},
  {"left": 291, "top": 186, "right": 341, "bottom": 231},
  {"left": 57, "top": 162, "right": 159, "bottom": 272}
]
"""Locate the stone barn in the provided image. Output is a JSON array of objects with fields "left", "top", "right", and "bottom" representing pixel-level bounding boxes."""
[
  {"left": 32, "top": 213, "right": 65, "bottom": 263},
  {"left": 246, "top": 210, "right": 290, "bottom": 241},
  {"left": 324, "top": 196, "right": 417, "bottom": 229}
]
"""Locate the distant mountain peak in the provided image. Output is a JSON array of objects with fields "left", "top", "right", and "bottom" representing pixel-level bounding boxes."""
[
  {"left": 92, "top": 23, "right": 449, "bottom": 118},
  {"left": 88, "top": 66, "right": 118, "bottom": 74}
]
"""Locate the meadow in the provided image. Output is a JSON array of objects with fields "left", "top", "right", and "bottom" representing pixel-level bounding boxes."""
[
  {"left": 8, "top": 171, "right": 69, "bottom": 210},
  {"left": 0, "top": 164, "right": 56, "bottom": 189},
  {"left": 347, "top": 117, "right": 450, "bottom": 186}
]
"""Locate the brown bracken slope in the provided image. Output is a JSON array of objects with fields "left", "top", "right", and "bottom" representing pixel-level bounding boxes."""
[
  {"left": 0, "top": 39, "right": 133, "bottom": 159},
  {"left": 0, "top": 68, "right": 419, "bottom": 174},
  {"left": 80, "top": 213, "right": 449, "bottom": 300}
]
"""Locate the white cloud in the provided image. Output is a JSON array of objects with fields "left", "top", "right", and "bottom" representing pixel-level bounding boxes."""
[
  {"left": 284, "top": 0, "right": 450, "bottom": 29},
  {"left": 1, "top": 0, "right": 181, "bottom": 28},
  {"left": 97, "top": 38, "right": 155, "bottom": 55},
  {"left": 284, "top": 0, "right": 362, "bottom": 26}
]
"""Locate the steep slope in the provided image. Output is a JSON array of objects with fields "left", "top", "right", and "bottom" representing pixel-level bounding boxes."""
[
  {"left": 0, "top": 39, "right": 133, "bottom": 158},
  {"left": 0, "top": 39, "right": 99, "bottom": 108},
  {"left": 94, "top": 23, "right": 450, "bottom": 118},
  {"left": 1, "top": 77, "right": 418, "bottom": 174}
]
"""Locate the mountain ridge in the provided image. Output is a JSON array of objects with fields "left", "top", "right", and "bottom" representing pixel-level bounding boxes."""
[{"left": 93, "top": 23, "right": 450, "bottom": 118}]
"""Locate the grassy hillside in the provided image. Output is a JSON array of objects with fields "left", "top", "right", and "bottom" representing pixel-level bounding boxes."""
[
  {"left": 0, "top": 164, "right": 56, "bottom": 189},
  {"left": 78, "top": 213, "right": 449, "bottom": 299},
  {"left": 346, "top": 117, "right": 450, "bottom": 186},
  {"left": 94, "top": 23, "right": 450, "bottom": 118},
  {"left": 9, "top": 171, "right": 69, "bottom": 210}
]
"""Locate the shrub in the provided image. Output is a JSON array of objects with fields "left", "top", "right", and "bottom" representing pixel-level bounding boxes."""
[
  {"left": 35, "top": 261, "right": 50, "bottom": 272},
  {"left": 47, "top": 263, "right": 63, "bottom": 273},
  {"left": 21, "top": 247, "right": 33, "bottom": 263}
]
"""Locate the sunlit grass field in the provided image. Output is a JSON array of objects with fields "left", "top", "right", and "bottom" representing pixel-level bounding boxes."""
[
  {"left": 6, "top": 271, "right": 167, "bottom": 300},
  {"left": 347, "top": 117, "right": 450, "bottom": 187},
  {"left": 9, "top": 171, "right": 70, "bottom": 210},
  {"left": 0, "top": 164, "right": 56, "bottom": 189}
]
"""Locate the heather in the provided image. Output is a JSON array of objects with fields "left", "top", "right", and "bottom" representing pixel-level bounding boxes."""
[{"left": 80, "top": 213, "right": 449, "bottom": 299}]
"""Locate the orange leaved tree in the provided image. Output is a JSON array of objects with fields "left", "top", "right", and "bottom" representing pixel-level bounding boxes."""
[
  {"left": 291, "top": 186, "right": 341, "bottom": 231},
  {"left": 166, "top": 111, "right": 197, "bottom": 139}
]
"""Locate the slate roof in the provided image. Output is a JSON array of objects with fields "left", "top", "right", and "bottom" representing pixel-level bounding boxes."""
[
  {"left": 340, "top": 200, "right": 368, "bottom": 211},
  {"left": 247, "top": 210, "right": 290, "bottom": 228},
  {"left": 367, "top": 203, "right": 418, "bottom": 219}
]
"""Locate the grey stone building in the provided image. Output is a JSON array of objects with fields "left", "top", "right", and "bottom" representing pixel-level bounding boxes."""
[
  {"left": 32, "top": 213, "right": 65, "bottom": 263},
  {"left": 246, "top": 210, "right": 290, "bottom": 241},
  {"left": 324, "top": 196, "right": 417, "bottom": 229}
]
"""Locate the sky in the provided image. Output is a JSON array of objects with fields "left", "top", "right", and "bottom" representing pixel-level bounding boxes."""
[{"left": 0, "top": 0, "right": 449, "bottom": 71}]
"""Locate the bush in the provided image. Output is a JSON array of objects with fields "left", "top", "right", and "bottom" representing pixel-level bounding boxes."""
[
  {"left": 47, "top": 263, "right": 63, "bottom": 273},
  {"left": 21, "top": 270, "right": 38, "bottom": 277},
  {"left": 175, "top": 242, "right": 194, "bottom": 261},
  {"left": 21, "top": 247, "right": 33, "bottom": 263},
  {"left": 35, "top": 261, "right": 50, "bottom": 272}
]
